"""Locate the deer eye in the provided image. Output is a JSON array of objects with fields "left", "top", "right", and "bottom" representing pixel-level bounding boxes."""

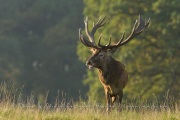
[{"left": 99, "top": 53, "right": 104, "bottom": 58}]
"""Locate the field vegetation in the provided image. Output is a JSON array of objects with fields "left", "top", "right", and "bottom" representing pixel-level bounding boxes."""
[{"left": 0, "top": 86, "right": 179, "bottom": 120}]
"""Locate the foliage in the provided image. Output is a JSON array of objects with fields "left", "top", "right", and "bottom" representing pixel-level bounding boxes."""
[
  {"left": 1, "top": 104, "right": 180, "bottom": 120},
  {"left": 0, "top": 84, "right": 180, "bottom": 120},
  {"left": 0, "top": 0, "right": 87, "bottom": 103},
  {"left": 77, "top": 0, "right": 180, "bottom": 102}
]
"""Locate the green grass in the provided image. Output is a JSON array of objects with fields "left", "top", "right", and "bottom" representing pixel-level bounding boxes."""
[
  {"left": 0, "top": 83, "right": 179, "bottom": 120},
  {"left": 0, "top": 100, "right": 179, "bottom": 120}
]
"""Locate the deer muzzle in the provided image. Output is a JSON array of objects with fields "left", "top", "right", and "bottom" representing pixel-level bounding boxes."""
[{"left": 86, "top": 60, "right": 93, "bottom": 69}]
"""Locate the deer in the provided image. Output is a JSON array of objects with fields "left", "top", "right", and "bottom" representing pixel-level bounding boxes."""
[{"left": 79, "top": 15, "right": 150, "bottom": 112}]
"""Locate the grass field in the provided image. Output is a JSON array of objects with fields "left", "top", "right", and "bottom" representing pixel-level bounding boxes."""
[
  {"left": 0, "top": 99, "right": 179, "bottom": 120},
  {"left": 0, "top": 84, "right": 179, "bottom": 120}
]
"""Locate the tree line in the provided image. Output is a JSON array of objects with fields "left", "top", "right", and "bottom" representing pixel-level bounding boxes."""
[
  {"left": 77, "top": 0, "right": 180, "bottom": 103},
  {"left": 0, "top": 0, "right": 179, "bottom": 104},
  {"left": 0, "top": 0, "right": 87, "bottom": 103}
]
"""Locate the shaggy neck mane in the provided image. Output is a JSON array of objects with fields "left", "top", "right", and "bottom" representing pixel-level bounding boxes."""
[{"left": 98, "top": 57, "right": 123, "bottom": 83}]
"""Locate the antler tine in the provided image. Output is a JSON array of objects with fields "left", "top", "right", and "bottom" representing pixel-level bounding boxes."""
[
  {"left": 84, "top": 16, "right": 106, "bottom": 43},
  {"left": 82, "top": 16, "right": 106, "bottom": 49},
  {"left": 93, "top": 16, "right": 106, "bottom": 26},
  {"left": 91, "top": 16, "right": 106, "bottom": 36},
  {"left": 114, "top": 32, "right": 126, "bottom": 46},
  {"left": 97, "top": 34, "right": 112, "bottom": 48},
  {"left": 102, "top": 15, "right": 150, "bottom": 50},
  {"left": 97, "top": 32, "right": 125, "bottom": 49},
  {"left": 79, "top": 28, "right": 91, "bottom": 46},
  {"left": 106, "top": 36, "right": 111, "bottom": 46},
  {"left": 119, "top": 14, "right": 150, "bottom": 46},
  {"left": 79, "top": 28, "right": 99, "bottom": 49},
  {"left": 136, "top": 15, "right": 150, "bottom": 33},
  {"left": 84, "top": 17, "right": 95, "bottom": 43},
  {"left": 80, "top": 16, "right": 106, "bottom": 49},
  {"left": 80, "top": 15, "right": 150, "bottom": 51},
  {"left": 97, "top": 34, "right": 103, "bottom": 47}
]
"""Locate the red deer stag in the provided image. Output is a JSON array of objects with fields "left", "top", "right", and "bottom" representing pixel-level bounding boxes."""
[{"left": 79, "top": 15, "right": 150, "bottom": 112}]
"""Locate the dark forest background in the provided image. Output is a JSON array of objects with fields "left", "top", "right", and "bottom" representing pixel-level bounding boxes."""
[{"left": 0, "top": 0, "right": 179, "bottom": 104}]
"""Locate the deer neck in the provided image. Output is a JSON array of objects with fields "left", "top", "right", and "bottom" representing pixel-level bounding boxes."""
[
  {"left": 98, "top": 57, "right": 119, "bottom": 82},
  {"left": 102, "top": 56, "right": 117, "bottom": 71}
]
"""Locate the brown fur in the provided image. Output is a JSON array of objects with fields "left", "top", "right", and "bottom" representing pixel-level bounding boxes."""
[
  {"left": 86, "top": 49, "right": 128, "bottom": 112},
  {"left": 80, "top": 15, "right": 150, "bottom": 112}
]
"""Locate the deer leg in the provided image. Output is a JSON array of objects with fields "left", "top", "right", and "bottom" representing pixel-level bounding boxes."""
[
  {"left": 106, "top": 92, "right": 112, "bottom": 112},
  {"left": 112, "top": 96, "right": 117, "bottom": 104},
  {"left": 117, "top": 91, "right": 123, "bottom": 112},
  {"left": 110, "top": 96, "right": 117, "bottom": 110}
]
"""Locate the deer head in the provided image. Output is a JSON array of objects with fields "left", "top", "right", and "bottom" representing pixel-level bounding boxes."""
[{"left": 79, "top": 15, "right": 150, "bottom": 69}]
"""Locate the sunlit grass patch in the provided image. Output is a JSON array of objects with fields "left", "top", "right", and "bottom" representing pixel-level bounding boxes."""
[
  {"left": 0, "top": 83, "right": 179, "bottom": 120},
  {"left": 0, "top": 105, "right": 179, "bottom": 120},
  {"left": 0, "top": 100, "right": 179, "bottom": 120}
]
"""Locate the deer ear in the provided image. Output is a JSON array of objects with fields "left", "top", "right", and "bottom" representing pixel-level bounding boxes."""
[{"left": 107, "top": 48, "right": 117, "bottom": 54}]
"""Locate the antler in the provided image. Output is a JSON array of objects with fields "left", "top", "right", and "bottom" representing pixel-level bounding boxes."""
[
  {"left": 79, "top": 16, "right": 106, "bottom": 49},
  {"left": 79, "top": 15, "right": 150, "bottom": 51},
  {"left": 99, "top": 15, "right": 150, "bottom": 50}
]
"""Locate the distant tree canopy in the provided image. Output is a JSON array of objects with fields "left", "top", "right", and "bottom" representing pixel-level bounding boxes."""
[
  {"left": 77, "top": 0, "right": 180, "bottom": 103},
  {"left": 0, "top": 0, "right": 87, "bottom": 103},
  {"left": 0, "top": 0, "right": 179, "bottom": 104}
]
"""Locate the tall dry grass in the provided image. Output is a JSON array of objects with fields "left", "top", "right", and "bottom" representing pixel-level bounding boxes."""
[{"left": 0, "top": 83, "right": 179, "bottom": 120}]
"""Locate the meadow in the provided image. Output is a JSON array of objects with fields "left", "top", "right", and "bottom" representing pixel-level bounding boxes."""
[
  {"left": 0, "top": 83, "right": 179, "bottom": 120},
  {"left": 0, "top": 95, "right": 179, "bottom": 120}
]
